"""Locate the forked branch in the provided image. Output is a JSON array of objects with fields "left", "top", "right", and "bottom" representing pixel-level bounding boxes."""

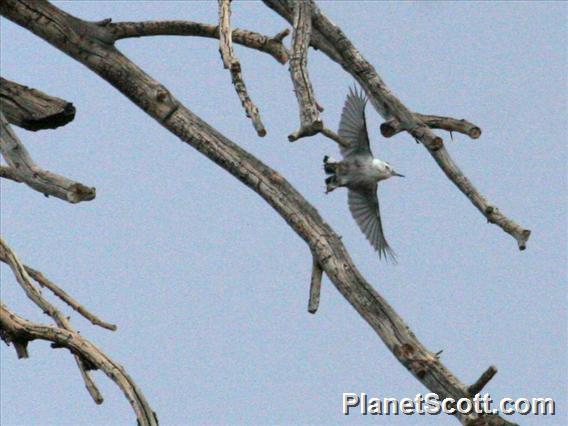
[
  {"left": 0, "top": 1, "right": 528, "bottom": 425},
  {"left": 0, "top": 112, "right": 95, "bottom": 203},
  {"left": 0, "top": 303, "right": 157, "bottom": 425},
  {"left": 25, "top": 265, "right": 117, "bottom": 331},
  {"left": 263, "top": 0, "right": 530, "bottom": 250},
  {"left": 0, "top": 237, "right": 154, "bottom": 425},
  {"left": 0, "top": 2, "right": 519, "bottom": 424}
]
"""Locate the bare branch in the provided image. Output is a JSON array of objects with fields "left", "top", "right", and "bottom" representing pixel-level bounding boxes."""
[
  {"left": 24, "top": 265, "right": 117, "bottom": 331},
  {"left": 0, "top": 237, "right": 104, "bottom": 403},
  {"left": 108, "top": 20, "right": 289, "bottom": 64},
  {"left": 469, "top": 366, "right": 498, "bottom": 396},
  {"left": 218, "top": 0, "right": 266, "bottom": 137},
  {"left": 0, "top": 303, "right": 157, "bottom": 426},
  {"left": 0, "top": 112, "right": 96, "bottom": 203},
  {"left": 0, "top": 243, "right": 116, "bottom": 330},
  {"left": 263, "top": 0, "right": 530, "bottom": 251},
  {"left": 381, "top": 113, "right": 482, "bottom": 140},
  {"left": 0, "top": 2, "right": 518, "bottom": 424},
  {"left": 434, "top": 149, "right": 531, "bottom": 250},
  {"left": 0, "top": 237, "right": 155, "bottom": 423},
  {"left": 288, "top": 0, "right": 322, "bottom": 142},
  {"left": 0, "top": 77, "right": 76, "bottom": 131},
  {"left": 307, "top": 256, "right": 322, "bottom": 314},
  {"left": 0, "top": 1, "right": 523, "bottom": 424}
]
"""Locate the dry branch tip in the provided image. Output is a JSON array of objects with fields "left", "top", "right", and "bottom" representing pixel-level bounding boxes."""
[
  {"left": 308, "top": 257, "right": 323, "bottom": 314},
  {"left": 468, "top": 365, "right": 497, "bottom": 395}
]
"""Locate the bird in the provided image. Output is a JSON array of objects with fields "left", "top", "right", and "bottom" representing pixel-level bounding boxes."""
[{"left": 323, "top": 86, "right": 404, "bottom": 262}]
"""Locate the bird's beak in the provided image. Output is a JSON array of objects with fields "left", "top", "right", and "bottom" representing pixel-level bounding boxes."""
[{"left": 393, "top": 172, "right": 405, "bottom": 178}]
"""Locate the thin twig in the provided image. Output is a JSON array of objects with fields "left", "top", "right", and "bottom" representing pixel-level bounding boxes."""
[
  {"left": 24, "top": 265, "right": 117, "bottom": 331},
  {"left": 288, "top": 0, "right": 322, "bottom": 142},
  {"left": 218, "top": 0, "right": 266, "bottom": 136},
  {"left": 0, "top": 113, "right": 96, "bottom": 203}
]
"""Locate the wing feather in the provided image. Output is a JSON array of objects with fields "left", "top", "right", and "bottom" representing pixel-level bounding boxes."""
[
  {"left": 347, "top": 185, "right": 396, "bottom": 262},
  {"left": 339, "top": 86, "right": 372, "bottom": 158}
]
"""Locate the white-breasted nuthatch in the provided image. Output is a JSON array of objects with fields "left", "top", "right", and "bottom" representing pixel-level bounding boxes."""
[{"left": 324, "top": 87, "right": 404, "bottom": 262}]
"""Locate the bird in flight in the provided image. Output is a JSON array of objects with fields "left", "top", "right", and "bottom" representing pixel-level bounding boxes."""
[{"left": 323, "top": 86, "right": 404, "bottom": 262}]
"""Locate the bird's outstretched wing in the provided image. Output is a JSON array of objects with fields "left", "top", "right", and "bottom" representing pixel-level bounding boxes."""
[
  {"left": 338, "top": 86, "right": 372, "bottom": 158},
  {"left": 348, "top": 184, "right": 396, "bottom": 262}
]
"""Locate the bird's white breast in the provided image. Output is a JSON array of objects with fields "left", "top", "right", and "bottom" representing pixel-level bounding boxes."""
[{"left": 371, "top": 158, "right": 390, "bottom": 180}]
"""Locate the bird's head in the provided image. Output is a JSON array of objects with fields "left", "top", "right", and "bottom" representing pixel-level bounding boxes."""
[{"left": 373, "top": 159, "right": 405, "bottom": 180}]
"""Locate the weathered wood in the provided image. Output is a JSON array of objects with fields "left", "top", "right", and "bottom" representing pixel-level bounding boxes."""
[
  {"left": 108, "top": 20, "right": 290, "bottom": 64},
  {"left": 262, "top": 0, "right": 529, "bottom": 251},
  {"left": 307, "top": 256, "right": 322, "bottom": 314},
  {"left": 0, "top": 165, "right": 22, "bottom": 182},
  {"left": 0, "top": 2, "right": 520, "bottom": 425},
  {"left": 0, "top": 77, "right": 75, "bottom": 130},
  {"left": 382, "top": 113, "right": 482, "bottom": 139},
  {"left": 25, "top": 265, "right": 117, "bottom": 331},
  {"left": 469, "top": 366, "right": 498, "bottom": 396},
  {"left": 0, "top": 303, "right": 157, "bottom": 424},
  {"left": 0, "top": 112, "right": 95, "bottom": 203},
  {"left": 288, "top": 0, "right": 322, "bottom": 141},
  {"left": 0, "top": 237, "right": 156, "bottom": 425},
  {"left": 218, "top": 0, "right": 266, "bottom": 136}
]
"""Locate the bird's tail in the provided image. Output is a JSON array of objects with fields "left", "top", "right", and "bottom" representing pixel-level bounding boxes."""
[{"left": 323, "top": 155, "right": 338, "bottom": 175}]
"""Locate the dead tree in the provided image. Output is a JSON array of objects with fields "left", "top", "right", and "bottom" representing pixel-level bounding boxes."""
[{"left": 0, "top": 1, "right": 530, "bottom": 425}]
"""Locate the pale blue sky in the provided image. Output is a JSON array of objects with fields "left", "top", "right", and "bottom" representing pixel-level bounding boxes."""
[{"left": 1, "top": 1, "right": 566, "bottom": 425}]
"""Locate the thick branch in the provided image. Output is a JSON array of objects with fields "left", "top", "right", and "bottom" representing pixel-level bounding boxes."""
[
  {"left": 288, "top": 0, "right": 322, "bottom": 141},
  {"left": 108, "top": 21, "right": 289, "bottom": 64},
  {"left": 263, "top": 0, "right": 530, "bottom": 251},
  {"left": 218, "top": 0, "right": 266, "bottom": 136},
  {"left": 381, "top": 113, "right": 482, "bottom": 140},
  {"left": 0, "top": 112, "right": 96, "bottom": 203},
  {"left": 0, "top": 77, "right": 76, "bottom": 131},
  {"left": 0, "top": 2, "right": 519, "bottom": 424}
]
